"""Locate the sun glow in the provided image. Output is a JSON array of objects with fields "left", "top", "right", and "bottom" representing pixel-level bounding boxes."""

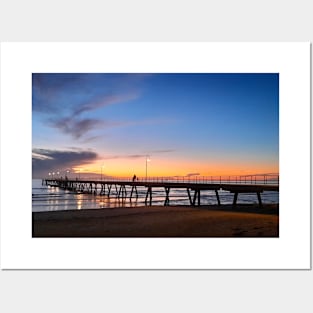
[{"left": 71, "top": 157, "right": 278, "bottom": 179}]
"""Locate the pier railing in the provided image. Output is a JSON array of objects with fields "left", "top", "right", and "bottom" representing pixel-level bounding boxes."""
[{"left": 49, "top": 174, "right": 279, "bottom": 185}]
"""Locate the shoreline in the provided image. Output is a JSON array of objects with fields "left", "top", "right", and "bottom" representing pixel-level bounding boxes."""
[{"left": 32, "top": 204, "right": 279, "bottom": 238}]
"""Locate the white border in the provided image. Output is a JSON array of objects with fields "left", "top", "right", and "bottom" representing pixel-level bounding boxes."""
[{"left": 0, "top": 42, "right": 310, "bottom": 269}]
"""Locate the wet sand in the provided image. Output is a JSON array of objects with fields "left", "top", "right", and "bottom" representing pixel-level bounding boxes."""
[{"left": 32, "top": 204, "right": 279, "bottom": 237}]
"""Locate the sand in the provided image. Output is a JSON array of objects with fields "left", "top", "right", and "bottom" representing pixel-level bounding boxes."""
[{"left": 32, "top": 204, "right": 279, "bottom": 237}]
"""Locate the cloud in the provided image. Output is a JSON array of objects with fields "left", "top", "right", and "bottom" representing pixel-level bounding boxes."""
[
  {"left": 32, "top": 74, "right": 175, "bottom": 141},
  {"left": 186, "top": 173, "right": 200, "bottom": 177},
  {"left": 48, "top": 117, "right": 105, "bottom": 139},
  {"left": 100, "top": 150, "right": 175, "bottom": 161},
  {"left": 100, "top": 154, "right": 147, "bottom": 160},
  {"left": 32, "top": 73, "right": 84, "bottom": 114},
  {"left": 32, "top": 148, "right": 98, "bottom": 178},
  {"left": 80, "top": 135, "right": 103, "bottom": 143},
  {"left": 73, "top": 92, "right": 138, "bottom": 116},
  {"left": 32, "top": 73, "right": 143, "bottom": 140},
  {"left": 48, "top": 116, "right": 133, "bottom": 139}
]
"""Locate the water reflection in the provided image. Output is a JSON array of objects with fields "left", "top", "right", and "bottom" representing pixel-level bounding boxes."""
[{"left": 77, "top": 194, "right": 83, "bottom": 210}]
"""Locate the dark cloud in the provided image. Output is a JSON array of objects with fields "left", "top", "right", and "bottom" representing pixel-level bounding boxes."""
[
  {"left": 32, "top": 73, "right": 84, "bottom": 114},
  {"left": 48, "top": 117, "right": 104, "bottom": 139},
  {"left": 100, "top": 150, "right": 174, "bottom": 160},
  {"left": 73, "top": 92, "right": 138, "bottom": 116},
  {"left": 32, "top": 73, "right": 143, "bottom": 140},
  {"left": 32, "top": 148, "right": 98, "bottom": 178},
  {"left": 100, "top": 154, "right": 147, "bottom": 160},
  {"left": 80, "top": 135, "right": 103, "bottom": 143},
  {"left": 32, "top": 74, "right": 174, "bottom": 141},
  {"left": 186, "top": 173, "right": 200, "bottom": 177},
  {"left": 47, "top": 112, "right": 134, "bottom": 139}
]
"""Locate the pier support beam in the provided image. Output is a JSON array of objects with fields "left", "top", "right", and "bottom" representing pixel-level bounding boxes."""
[
  {"left": 145, "top": 187, "right": 152, "bottom": 206},
  {"left": 118, "top": 185, "right": 122, "bottom": 198},
  {"left": 164, "top": 187, "right": 170, "bottom": 206},
  {"left": 123, "top": 185, "right": 127, "bottom": 197},
  {"left": 100, "top": 184, "right": 105, "bottom": 195},
  {"left": 118, "top": 185, "right": 127, "bottom": 198},
  {"left": 192, "top": 189, "right": 201, "bottom": 206},
  {"left": 187, "top": 188, "right": 192, "bottom": 205},
  {"left": 130, "top": 185, "right": 138, "bottom": 200},
  {"left": 232, "top": 191, "right": 263, "bottom": 208},
  {"left": 257, "top": 192, "right": 263, "bottom": 207},
  {"left": 232, "top": 192, "right": 238, "bottom": 206},
  {"left": 215, "top": 190, "right": 221, "bottom": 206},
  {"left": 198, "top": 190, "right": 201, "bottom": 206}
]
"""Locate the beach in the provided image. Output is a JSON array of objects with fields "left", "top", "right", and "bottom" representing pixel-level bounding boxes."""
[{"left": 32, "top": 204, "right": 279, "bottom": 237}]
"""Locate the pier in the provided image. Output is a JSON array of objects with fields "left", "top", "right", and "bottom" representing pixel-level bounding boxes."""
[{"left": 43, "top": 175, "right": 279, "bottom": 207}]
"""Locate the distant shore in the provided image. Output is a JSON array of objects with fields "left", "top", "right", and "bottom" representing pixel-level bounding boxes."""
[{"left": 32, "top": 204, "right": 279, "bottom": 237}]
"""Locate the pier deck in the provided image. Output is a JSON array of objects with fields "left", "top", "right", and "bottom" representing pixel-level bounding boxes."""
[{"left": 43, "top": 178, "right": 279, "bottom": 207}]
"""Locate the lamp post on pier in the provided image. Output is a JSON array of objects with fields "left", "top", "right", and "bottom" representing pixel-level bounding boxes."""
[
  {"left": 101, "top": 164, "right": 104, "bottom": 181},
  {"left": 145, "top": 155, "right": 150, "bottom": 181}
]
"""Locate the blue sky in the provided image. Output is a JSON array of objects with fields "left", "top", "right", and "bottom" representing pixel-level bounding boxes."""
[{"left": 32, "top": 73, "right": 279, "bottom": 178}]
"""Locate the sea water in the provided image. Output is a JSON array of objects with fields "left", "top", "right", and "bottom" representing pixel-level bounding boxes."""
[{"left": 32, "top": 179, "right": 279, "bottom": 212}]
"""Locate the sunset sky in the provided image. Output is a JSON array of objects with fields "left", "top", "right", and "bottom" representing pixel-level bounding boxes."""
[{"left": 32, "top": 73, "right": 279, "bottom": 179}]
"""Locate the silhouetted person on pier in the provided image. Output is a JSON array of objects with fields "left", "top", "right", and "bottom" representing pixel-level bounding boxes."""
[{"left": 132, "top": 174, "right": 137, "bottom": 182}]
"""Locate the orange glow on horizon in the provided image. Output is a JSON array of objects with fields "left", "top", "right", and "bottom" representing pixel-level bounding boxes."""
[{"left": 71, "top": 157, "right": 278, "bottom": 178}]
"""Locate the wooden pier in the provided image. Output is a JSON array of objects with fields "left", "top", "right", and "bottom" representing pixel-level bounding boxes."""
[{"left": 43, "top": 178, "right": 279, "bottom": 207}]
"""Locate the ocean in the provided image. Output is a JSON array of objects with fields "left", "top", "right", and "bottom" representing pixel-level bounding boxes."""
[{"left": 32, "top": 179, "right": 279, "bottom": 212}]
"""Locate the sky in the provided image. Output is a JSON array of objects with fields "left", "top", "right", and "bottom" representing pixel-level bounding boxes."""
[{"left": 32, "top": 73, "right": 279, "bottom": 179}]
